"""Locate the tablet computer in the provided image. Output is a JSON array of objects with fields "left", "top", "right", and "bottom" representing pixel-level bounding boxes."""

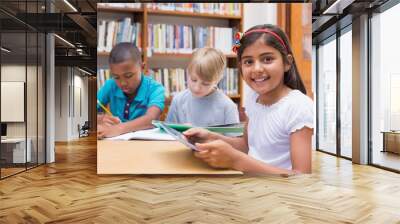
[{"left": 158, "top": 123, "right": 199, "bottom": 151}]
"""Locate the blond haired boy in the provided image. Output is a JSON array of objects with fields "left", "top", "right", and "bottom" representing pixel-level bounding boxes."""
[{"left": 166, "top": 47, "right": 239, "bottom": 126}]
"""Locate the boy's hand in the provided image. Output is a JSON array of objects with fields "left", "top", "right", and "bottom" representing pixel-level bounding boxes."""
[
  {"left": 194, "top": 140, "right": 245, "bottom": 169},
  {"left": 97, "top": 124, "right": 106, "bottom": 139},
  {"left": 183, "top": 128, "right": 215, "bottom": 143},
  {"left": 97, "top": 124, "right": 124, "bottom": 139},
  {"left": 98, "top": 114, "right": 121, "bottom": 126}
]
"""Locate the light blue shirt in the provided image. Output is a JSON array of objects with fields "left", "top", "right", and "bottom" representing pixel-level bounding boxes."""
[
  {"left": 97, "top": 74, "right": 165, "bottom": 122},
  {"left": 166, "top": 89, "right": 239, "bottom": 126}
]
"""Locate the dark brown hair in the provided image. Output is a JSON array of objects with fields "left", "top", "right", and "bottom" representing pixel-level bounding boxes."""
[
  {"left": 237, "top": 24, "right": 306, "bottom": 94},
  {"left": 109, "top": 42, "right": 142, "bottom": 65}
]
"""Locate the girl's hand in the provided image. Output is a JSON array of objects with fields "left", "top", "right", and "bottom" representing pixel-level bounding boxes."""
[
  {"left": 183, "top": 128, "right": 215, "bottom": 143},
  {"left": 194, "top": 140, "right": 245, "bottom": 169},
  {"left": 98, "top": 114, "right": 121, "bottom": 126}
]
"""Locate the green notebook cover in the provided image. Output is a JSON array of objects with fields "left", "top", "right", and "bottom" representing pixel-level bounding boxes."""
[{"left": 152, "top": 121, "right": 244, "bottom": 133}]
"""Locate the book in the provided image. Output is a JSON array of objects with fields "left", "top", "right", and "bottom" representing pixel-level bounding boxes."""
[
  {"left": 97, "top": 18, "right": 141, "bottom": 53},
  {"left": 148, "top": 24, "right": 234, "bottom": 54},
  {"left": 98, "top": 3, "right": 142, "bottom": 9},
  {"left": 152, "top": 121, "right": 244, "bottom": 133},
  {"left": 106, "top": 128, "right": 175, "bottom": 141},
  {"left": 145, "top": 3, "right": 241, "bottom": 16},
  {"left": 97, "top": 68, "right": 111, "bottom": 89}
]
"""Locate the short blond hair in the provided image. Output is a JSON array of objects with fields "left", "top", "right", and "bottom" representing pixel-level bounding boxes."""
[{"left": 187, "top": 47, "right": 226, "bottom": 82}]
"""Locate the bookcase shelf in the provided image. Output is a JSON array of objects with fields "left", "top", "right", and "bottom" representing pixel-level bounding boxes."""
[
  {"left": 97, "top": 6, "right": 144, "bottom": 13},
  {"left": 228, "top": 94, "right": 241, "bottom": 99},
  {"left": 149, "top": 53, "right": 237, "bottom": 59},
  {"left": 98, "top": 3, "right": 244, "bottom": 120},
  {"left": 146, "top": 9, "right": 242, "bottom": 19},
  {"left": 165, "top": 94, "right": 240, "bottom": 103},
  {"left": 97, "top": 52, "right": 109, "bottom": 56},
  {"left": 99, "top": 52, "right": 237, "bottom": 59}
]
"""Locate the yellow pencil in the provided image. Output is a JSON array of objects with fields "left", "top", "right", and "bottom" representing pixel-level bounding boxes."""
[{"left": 97, "top": 99, "right": 112, "bottom": 116}]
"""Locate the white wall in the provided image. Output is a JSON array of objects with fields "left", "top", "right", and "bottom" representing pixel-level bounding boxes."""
[
  {"left": 54, "top": 67, "right": 89, "bottom": 141},
  {"left": 1, "top": 64, "right": 46, "bottom": 164},
  {"left": 55, "top": 66, "right": 68, "bottom": 141},
  {"left": 242, "top": 3, "right": 277, "bottom": 103},
  {"left": 1, "top": 66, "right": 26, "bottom": 136},
  {"left": 1, "top": 82, "right": 25, "bottom": 122},
  {"left": 1, "top": 65, "right": 38, "bottom": 137},
  {"left": 243, "top": 3, "right": 277, "bottom": 30}
]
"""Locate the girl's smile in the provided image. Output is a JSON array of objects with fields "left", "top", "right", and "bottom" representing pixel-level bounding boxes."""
[{"left": 252, "top": 75, "right": 271, "bottom": 83}]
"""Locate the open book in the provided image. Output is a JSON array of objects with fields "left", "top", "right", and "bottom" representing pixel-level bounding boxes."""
[
  {"left": 152, "top": 121, "right": 244, "bottom": 134},
  {"left": 106, "top": 128, "right": 175, "bottom": 141}
]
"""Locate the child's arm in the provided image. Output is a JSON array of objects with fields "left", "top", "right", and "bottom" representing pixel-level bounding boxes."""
[
  {"left": 116, "top": 106, "right": 162, "bottom": 133},
  {"left": 289, "top": 127, "right": 313, "bottom": 173},
  {"left": 184, "top": 121, "right": 249, "bottom": 153},
  {"left": 97, "top": 80, "right": 122, "bottom": 126},
  {"left": 98, "top": 106, "right": 162, "bottom": 138},
  {"left": 194, "top": 127, "right": 313, "bottom": 175},
  {"left": 194, "top": 140, "right": 295, "bottom": 175},
  {"left": 236, "top": 127, "right": 312, "bottom": 174},
  {"left": 98, "top": 114, "right": 120, "bottom": 126}
]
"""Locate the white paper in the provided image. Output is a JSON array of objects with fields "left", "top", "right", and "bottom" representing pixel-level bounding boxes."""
[{"left": 106, "top": 128, "right": 175, "bottom": 141}]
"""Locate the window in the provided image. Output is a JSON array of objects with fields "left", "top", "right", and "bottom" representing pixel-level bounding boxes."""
[
  {"left": 317, "top": 36, "right": 337, "bottom": 154},
  {"left": 339, "top": 27, "right": 352, "bottom": 158},
  {"left": 370, "top": 2, "right": 400, "bottom": 171},
  {"left": 0, "top": 1, "right": 46, "bottom": 179}
]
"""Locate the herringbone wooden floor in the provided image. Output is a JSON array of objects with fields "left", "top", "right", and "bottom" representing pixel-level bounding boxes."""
[{"left": 1, "top": 135, "right": 400, "bottom": 223}]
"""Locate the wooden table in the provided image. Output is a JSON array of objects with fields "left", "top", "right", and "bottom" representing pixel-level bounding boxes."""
[{"left": 97, "top": 140, "right": 243, "bottom": 175}]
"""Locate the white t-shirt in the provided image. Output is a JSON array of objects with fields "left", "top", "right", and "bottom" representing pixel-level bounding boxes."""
[{"left": 244, "top": 89, "right": 314, "bottom": 170}]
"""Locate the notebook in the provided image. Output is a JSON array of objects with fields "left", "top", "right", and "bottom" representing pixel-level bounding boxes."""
[
  {"left": 106, "top": 128, "right": 175, "bottom": 141},
  {"left": 152, "top": 120, "right": 244, "bottom": 133}
]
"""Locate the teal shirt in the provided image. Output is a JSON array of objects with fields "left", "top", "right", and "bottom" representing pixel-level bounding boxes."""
[{"left": 97, "top": 74, "right": 165, "bottom": 122}]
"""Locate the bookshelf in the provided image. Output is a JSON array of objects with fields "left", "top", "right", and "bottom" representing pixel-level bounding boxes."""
[{"left": 98, "top": 3, "right": 244, "bottom": 120}]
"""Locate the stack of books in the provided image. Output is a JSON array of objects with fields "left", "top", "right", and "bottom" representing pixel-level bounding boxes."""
[
  {"left": 146, "top": 3, "right": 241, "bottom": 16},
  {"left": 218, "top": 68, "right": 239, "bottom": 96},
  {"left": 149, "top": 68, "right": 187, "bottom": 97},
  {"left": 148, "top": 24, "right": 236, "bottom": 54},
  {"left": 97, "top": 69, "right": 111, "bottom": 89},
  {"left": 192, "top": 3, "right": 241, "bottom": 16},
  {"left": 97, "top": 18, "right": 141, "bottom": 53},
  {"left": 98, "top": 67, "right": 239, "bottom": 97},
  {"left": 97, "top": 3, "right": 142, "bottom": 9}
]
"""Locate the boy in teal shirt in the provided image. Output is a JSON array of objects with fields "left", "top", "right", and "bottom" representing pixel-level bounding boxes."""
[{"left": 97, "top": 43, "right": 165, "bottom": 138}]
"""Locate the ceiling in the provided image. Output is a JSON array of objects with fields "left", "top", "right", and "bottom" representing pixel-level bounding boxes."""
[
  {"left": 0, "top": 0, "right": 97, "bottom": 74},
  {"left": 312, "top": 0, "right": 390, "bottom": 44}
]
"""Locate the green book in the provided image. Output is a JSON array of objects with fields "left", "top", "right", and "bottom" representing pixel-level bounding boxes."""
[{"left": 152, "top": 120, "right": 244, "bottom": 134}]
